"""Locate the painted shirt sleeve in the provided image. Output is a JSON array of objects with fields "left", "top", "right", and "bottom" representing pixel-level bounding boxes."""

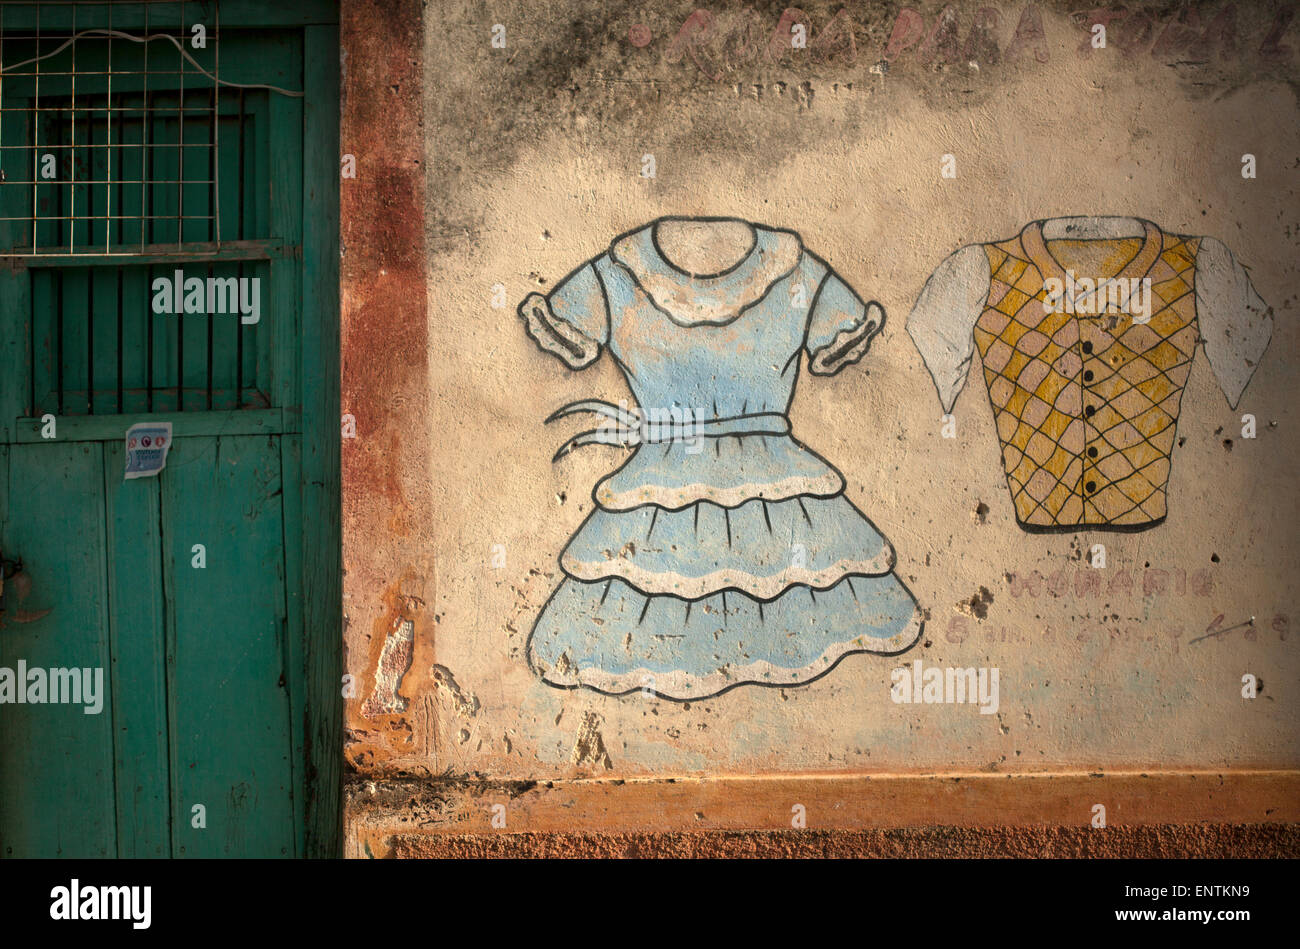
[
  {"left": 905, "top": 244, "right": 991, "bottom": 414},
  {"left": 518, "top": 257, "right": 610, "bottom": 370},
  {"left": 803, "top": 261, "right": 885, "bottom": 376},
  {"left": 1194, "top": 237, "right": 1273, "bottom": 409}
]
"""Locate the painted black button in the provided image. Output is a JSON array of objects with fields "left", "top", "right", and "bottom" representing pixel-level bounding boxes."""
[
  {"left": 1085, "top": 405, "right": 1096, "bottom": 417},
  {"left": 1082, "top": 341, "right": 1094, "bottom": 354},
  {"left": 1084, "top": 370, "right": 1095, "bottom": 382},
  {"left": 1086, "top": 480, "right": 1097, "bottom": 493},
  {"left": 1088, "top": 446, "right": 1098, "bottom": 458}
]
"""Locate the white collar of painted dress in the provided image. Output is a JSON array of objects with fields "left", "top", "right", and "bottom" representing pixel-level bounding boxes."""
[
  {"left": 1020, "top": 216, "right": 1163, "bottom": 285},
  {"left": 609, "top": 218, "right": 803, "bottom": 327}
]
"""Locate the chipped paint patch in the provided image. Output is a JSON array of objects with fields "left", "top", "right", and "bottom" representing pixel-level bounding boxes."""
[
  {"left": 363, "top": 618, "right": 415, "bottom": 715},
  {"left": 346, "top": 572, "right": 432, "bottom": 772},
  {"left": 572, "top": 711, "right": 613, "bottom": 770},
  {"left": 431, "top": 664, "right": 481, "bottom": 718},
  {"left": 957, "top": 586, "right": 995, "bottom": 620}
]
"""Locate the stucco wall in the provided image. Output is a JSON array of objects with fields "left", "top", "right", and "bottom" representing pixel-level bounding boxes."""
[{"left": 340, "top": 0, "right": 1300, "bottom": 850}]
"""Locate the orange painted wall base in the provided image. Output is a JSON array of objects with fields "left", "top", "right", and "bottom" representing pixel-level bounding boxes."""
[{"left": 346, "top": 771, "right": 1300, "bottom": 858}]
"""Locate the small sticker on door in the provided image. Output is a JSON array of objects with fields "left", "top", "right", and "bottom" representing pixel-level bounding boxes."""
[{"left": 124, "top": 422, "right": 173, "bottom": 479}]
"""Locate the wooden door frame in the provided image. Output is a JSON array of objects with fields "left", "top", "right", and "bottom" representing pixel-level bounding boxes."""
[{"left": 298, "top": 18, "right": 342, "bottom": 859}]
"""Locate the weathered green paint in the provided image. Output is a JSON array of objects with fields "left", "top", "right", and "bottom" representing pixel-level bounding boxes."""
[
  {"left": 0, "top": 271, "right": 29, "bottom": 443},
  {"left": 0, "top": 443, "right": 115, "bottom": 857},
  {"left": 280, "top": 433, "right": 308, "bottom": 852},
  {"left": 14, "top": 409, "right": 283, "bottom": 443},
  {"left": 14, "top": 241, "right": 296, "bottom": 268},
  {"left": 163, "top": 435, "right": 296, "bottom": 857},
  {"left": 103, "top": 438, "right": 170, "bottom": 858},
  {"left": 0, "top": 11, "right": 340, "bottom": 858},
  {"left": 300, "top": 23, "right": 344, "bottom": 857}
]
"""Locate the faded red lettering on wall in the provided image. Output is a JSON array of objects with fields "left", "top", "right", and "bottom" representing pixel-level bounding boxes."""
[{"left": 644, "top": 3, "right": 1295, "bottom": 79}]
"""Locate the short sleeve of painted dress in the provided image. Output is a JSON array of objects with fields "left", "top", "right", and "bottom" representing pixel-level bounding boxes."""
[
  {"left": 1194, "top": 237, "right": 1273, "bottom": 409},
  {"left": 518, "top": 257, "right": 611, "bottom": 370},
  {"left": 905, "top": 244, "right": 991, "bottom": 413},
  {"left": 800, "top": 254, "right": 885, "bottom": 376}
]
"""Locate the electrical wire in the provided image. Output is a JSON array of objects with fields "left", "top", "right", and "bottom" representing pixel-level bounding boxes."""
[{"left": 0, "top": 28, "right": 305, "bottom": 97}]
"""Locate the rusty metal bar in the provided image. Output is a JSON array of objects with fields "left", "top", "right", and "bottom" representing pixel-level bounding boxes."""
[
  {"left": 175, "top": 1, "right": 184, "bottom": 250},
  {"left": 68, "top": 0, "right": 76, "bottom": 252}
]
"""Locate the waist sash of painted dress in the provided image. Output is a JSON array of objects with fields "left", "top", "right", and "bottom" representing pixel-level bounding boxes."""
[{"left": 547, "top": 399, "right": 790, "bottom": 461}]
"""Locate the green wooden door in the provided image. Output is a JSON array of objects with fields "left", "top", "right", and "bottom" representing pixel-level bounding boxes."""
[{"left": 0, "top": 2, "right": 340, "bottom": 858}]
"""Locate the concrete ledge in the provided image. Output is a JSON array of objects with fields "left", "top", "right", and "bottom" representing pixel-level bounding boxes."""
[
  {"left": 382, "top": 823, "right": 1300, "bottom": 858},
  {"left": 345, "top": 771, "right": 1300, "bottom": 858}
]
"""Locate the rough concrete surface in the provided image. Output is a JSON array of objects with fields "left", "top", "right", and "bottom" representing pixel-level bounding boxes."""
[
  {"left": 390, "top": 823, "right": 1300, "bottom": 858},
  {"left": 340, "top": 0, "right": 1300, "bottom": 849}
]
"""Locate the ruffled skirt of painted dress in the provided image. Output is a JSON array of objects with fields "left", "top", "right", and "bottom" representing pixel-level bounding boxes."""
[{"left": 528, "top": 432, "right": 924, "bottom": 699}]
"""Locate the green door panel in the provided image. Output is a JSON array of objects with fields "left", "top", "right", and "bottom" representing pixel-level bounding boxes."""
[
  {"left": 0, "top": 442, "right": 115, "bottom": 857},
  {"left": 103, "top": 439, "right": 170, "bottom": 858},
  {"left": 163, "top": 435, "right": 295, "bottom": 857}
]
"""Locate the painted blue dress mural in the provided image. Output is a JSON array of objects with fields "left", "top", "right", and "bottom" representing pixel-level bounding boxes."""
[{"left": 518, "top": 217, "right": 923, "bottom": 700}]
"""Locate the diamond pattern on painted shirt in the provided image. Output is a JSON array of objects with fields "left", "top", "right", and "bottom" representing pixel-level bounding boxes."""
[{"left": 975, "top": 234, "right": 1202, "bottom": 529}]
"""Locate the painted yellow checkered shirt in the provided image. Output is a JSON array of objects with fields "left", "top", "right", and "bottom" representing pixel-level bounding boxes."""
[{"left": 907, "top": 218, "right": 1273, "bottom": 532}]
